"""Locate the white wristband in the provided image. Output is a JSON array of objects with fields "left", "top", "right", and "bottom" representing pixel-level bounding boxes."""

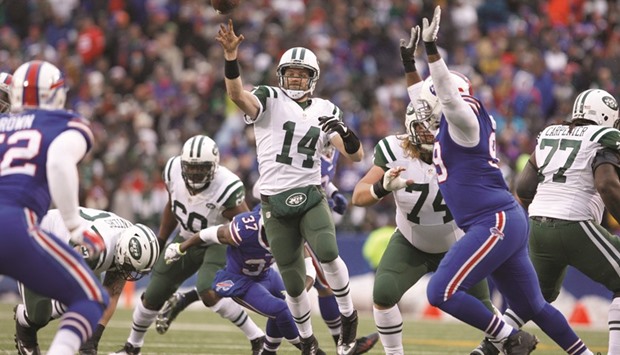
[
  {"left": 199, "top": 225, "right": 222, "bottom": 245},
  {"left": 305, "top": 257, "right": 317, "bottom": 283}
]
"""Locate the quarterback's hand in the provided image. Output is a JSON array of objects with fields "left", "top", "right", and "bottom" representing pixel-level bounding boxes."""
[
  {"left": 422, "top": 6, "right": 441, "bottom": 43},
  {"left": 216, "top": 19, "right": 245, "bottom": 58},
  {"left": 383, "top": 167, "right": 414, "bottom": 192},
  {"left": 331, "top": 191, "right": 348, "bottom": 215},
  {"left": 70, "top": 223, "right": 105, "bottom": 260},
  {"left": 165, "top": 243, "right": 186, "bottom": 264},
  {"left": 318, "top": 116, "right": 348, "bottom": 136},
  {"left": 400, "top": 26, "right": 421, "bottom": 63}
]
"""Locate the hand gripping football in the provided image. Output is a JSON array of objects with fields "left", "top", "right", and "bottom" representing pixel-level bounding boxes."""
[{"left": 211, "top": 0, "right": 240, "bottom": 15}]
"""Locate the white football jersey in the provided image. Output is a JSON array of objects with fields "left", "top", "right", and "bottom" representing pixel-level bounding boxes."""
[
  {"left": 40, "top": 207, "right": 133, "bottom": 275},
  {"left": 245, "top": 85, "right": 339, "bottom": 195},
  {"left": 529, "top": 124, "right": 620, "bottom": 222},
  {"left": 163, "top": 156, "right": 245, "bottom": 239},
  {"left": 373, "top": 135, "right": 463, "bottom": 253}
]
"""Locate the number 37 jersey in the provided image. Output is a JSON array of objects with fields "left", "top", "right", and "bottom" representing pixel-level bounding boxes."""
[{"left": 529, "top": 124, "right": 620, "bottom": 222}]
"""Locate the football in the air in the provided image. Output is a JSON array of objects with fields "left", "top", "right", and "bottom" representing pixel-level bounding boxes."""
[{"left": 211, "top": 0, "right": 240, "bottom": 15}]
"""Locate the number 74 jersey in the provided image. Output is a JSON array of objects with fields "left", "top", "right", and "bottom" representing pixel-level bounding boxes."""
[{"left": 529, "top": 124, "right": 620, "bottom": 222}]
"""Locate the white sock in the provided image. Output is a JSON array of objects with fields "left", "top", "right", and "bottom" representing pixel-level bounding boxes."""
[
  {"left": 15, "top": 304, "right": 31, "bottom": 327},
  {"left": 286, "top": 292, "right": 313, "bottom": 338},
  {"left": 127, "top": 301, "right": 158, "bottom": 347},
  {"left": 320, "top": 257, "right": 354, "bottom": 316},
  {"left": 210, "top": 297, "right": 264, "bottom": 340},
  {"left": 503, "top": 308, "right": 523, "bottom": 328},
  {"left": 610, "top": 297, "right": 620, "bottom": 354},
  {"left": 47, "top": 328, "right": 81, "bottom": 355},
  {"left": 374, "top": 305, "right": 403, "bottom": 355},
  {"left": 50, "top": 299, "right": 66, "bottom": 320}
]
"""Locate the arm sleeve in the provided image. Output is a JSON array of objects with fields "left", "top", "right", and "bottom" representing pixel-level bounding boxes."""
[
  {"left": 407, "top": 81, "right": 424, "bottom": 103},
  {"left": 428, "top": 60, "right": 479, "bottom": 146},
  {"left": 47, "top": 130, "right": 88, "bottom": 231}
]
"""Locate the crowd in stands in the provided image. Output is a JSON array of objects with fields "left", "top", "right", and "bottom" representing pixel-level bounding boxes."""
[{"left": 1, "top": 0, "right": 617, "bottom": 233}]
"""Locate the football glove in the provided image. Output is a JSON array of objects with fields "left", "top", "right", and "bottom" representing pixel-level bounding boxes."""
[
  {"left": 318, "top": 116, "right": 348, "bottom": 136},
  {"left": 70, "top": 223, "right": 105, "bottom": 260},
  {"left": 383, "top": 167, "right": 412, "bottom": 192},
  {"left": 165, "top": 243, "right": 186, "bottom": 264},
  {"left": 422, "top": 6, "right": 441, "bottom": 43},
  {"left": 331, "top": 191, "right": 348, "bottom": 215},
  {"left": 400, "top": 25, "right": 420, "bottom": 72}
]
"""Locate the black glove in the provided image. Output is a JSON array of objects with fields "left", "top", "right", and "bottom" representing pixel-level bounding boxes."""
[
  {"left": 318, "top": 116, "right": 348, "bottom": 136},
  {"left": 400, "top": 26, "right": 420, "bottom": 73}
]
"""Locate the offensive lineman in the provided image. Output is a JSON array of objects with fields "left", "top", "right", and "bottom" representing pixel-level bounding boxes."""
[
  {"left": 112, "top": 135, "right": 265, "bottom": 355},
  {"left": 15, "top": 207, "right": 159, "bottom": 355}
]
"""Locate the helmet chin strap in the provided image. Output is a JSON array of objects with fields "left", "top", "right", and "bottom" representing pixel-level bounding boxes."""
[{"left": 284, "top": 88, "right": 310, "bottom": 100}]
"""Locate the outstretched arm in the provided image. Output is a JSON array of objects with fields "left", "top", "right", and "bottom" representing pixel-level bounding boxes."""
[
  {"left": 216, "top": 19, "right": 260, "bottom": 120},
  {"left": 422, "top": 6, "right": 479, "bottom": 147},
  {"left": 515, "top": 154, "right": 539, "bottom": 209}
]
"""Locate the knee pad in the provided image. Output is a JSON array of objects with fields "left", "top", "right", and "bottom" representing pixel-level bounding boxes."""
[
  {"left": 373, "top": 274, "right": 400, "bottom": 308},
  {"left": 280, "top": 266, "right": 306, "bottom": 297}
]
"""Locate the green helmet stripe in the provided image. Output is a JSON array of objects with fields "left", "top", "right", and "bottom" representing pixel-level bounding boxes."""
[
  {"left": 291, "top": 47, "right": 298, "bottom": 60},
  {"left": 574, "top": 89, "right": 593, "bottom": 117},
  {"left": 135, "top": 223, "right": 157, "bottom": 268},
  {"left": 299, "top": 48, "right": 306, "bottom": 60}
]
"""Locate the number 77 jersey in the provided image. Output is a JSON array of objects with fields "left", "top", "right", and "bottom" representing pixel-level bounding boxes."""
[{"left": 529, "top": 124, "right": 620, "bottom": 223}]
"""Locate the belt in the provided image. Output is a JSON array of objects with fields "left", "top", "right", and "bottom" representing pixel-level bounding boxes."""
[{"left": 530, "top": 216, "right": 566, "bottom": 223}]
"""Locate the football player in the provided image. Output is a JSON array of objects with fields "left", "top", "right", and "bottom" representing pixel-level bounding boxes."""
[
  {"left": 473, "top": 90, "right": 620, "bottom": 355},
  {"left": 217, "top": 19, "right": 364, "bottom": 355},
  {"left": 164, "top": 207, "right": 313, "bottom": 354},
  {"left": 14, "top": 207, "right": 159, "bottom": 355},
  {"left": 351, "top": 26, "right": 494, "bottom": 355},
  {"left": 419, "top": 7, "right": 593, "bottom": 355},
  {"left": 112, "top": 135, "right": 266, "bottom": 355},
  {"left": 0, "top": 60, "right": 107, "bottom": 355}
]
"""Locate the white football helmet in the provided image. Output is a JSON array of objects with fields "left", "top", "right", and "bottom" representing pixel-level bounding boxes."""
[
  {"left": 114, "top": 224, "right": 159, "bottom": 281},
  {"left": 571, "top": 89, "right": 619, "bottom": 128},
  {"left": 277, "top": 47, "right": 320, "bottom": 100},
  {"left": 405, "top": 101, "right": 436, "bottom": 152},
  {"left": 181, "top": 135, "right": 219, "bottom": 193},
  {"left": 0, "top": 72, "right": 12, "bottom": 113},
  {"left": 10, "top": 60, "right": 66, "bottom": 111},
  {"left": 415, "top": 71, "right": 472, "bottom": 125}
]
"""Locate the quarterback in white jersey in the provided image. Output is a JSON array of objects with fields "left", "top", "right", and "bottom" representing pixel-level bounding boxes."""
[
  {"left": 113, "top": 135, "right": 266, "bottom": 355},
  {"left": 510, "top": 88, "right": 620, "bottom": 354},
  {"left": 14, "top": 207, "right": 159, "bottom": 355},
  {"left": 352, "top": 26, "right": 492, "bottom": 354},
  {"left": 217, "top": 20, "right": 364, "bottom": 355}
]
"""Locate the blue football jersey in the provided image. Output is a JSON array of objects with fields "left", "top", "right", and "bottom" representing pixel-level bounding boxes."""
[
  {"left": 433, "top": 96, "right": 517, "bottom": 229},
  {"left": 225, "top": 209, "right": 273, "bottom": 277},
  {"left": 0, "top": 109, "right": 93, "bottom": 219}
]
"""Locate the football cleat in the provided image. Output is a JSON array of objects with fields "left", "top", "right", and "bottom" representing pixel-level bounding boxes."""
[
  {"left": 470, "top": 337, "right": 500, "bottom": 355},
  {"left": 502, "top": 330, "right": 538, "bottom": 355},
  {"left": 14, "top": 305, "right": 41, "bottom": 355},
  {"left": 301, "top": 335, "right": 326, "bottom": 355},
  {"left": 353, "top": 332, "right": 379, "bottom": 354},
  {"left": 338, "top": 310, "right": 359, "bottom": 355},
  {"left": 110, "top": 342, "right": 141, "bottom": 355},
  {"left": 155, "top": 292, "right": 186, "bottom": 334},
  {"left": 251, "top": 336, "right": 265, "bottom": 355}
]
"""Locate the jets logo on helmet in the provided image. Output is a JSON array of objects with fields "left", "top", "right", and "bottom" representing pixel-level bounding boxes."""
[
  {"left": 115, "top": 224, "right": 159, "bottom": 281},
  {"left": 571, "top": 89, "right": 619, "bottom": 128},
  {"left": 181, "top": 135, "right": 220, "bottom": 194},
  {"left": 10, "top": 60, "right": 67, "bottom": 111}
]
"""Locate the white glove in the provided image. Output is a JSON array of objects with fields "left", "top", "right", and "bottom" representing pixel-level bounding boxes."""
[
  {"left": 69, "top": 223, "right": 105, "bottom": 260},
  {"left": 422, "top": 5, "right": 441, "bottom": 42},
  {"left": 382, "top": 166, "right": 412, "bottom": 192},
  {"left": 164, "top": 243, "right": 186, "bottom": 264}
]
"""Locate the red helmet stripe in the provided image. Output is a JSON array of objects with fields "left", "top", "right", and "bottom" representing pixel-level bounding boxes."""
[{"left": 23, "top": 61, "right": 42, "bottom": 107}]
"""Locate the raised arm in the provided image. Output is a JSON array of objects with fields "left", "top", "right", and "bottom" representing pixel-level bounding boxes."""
[
  {"left": 422, "top": 6, "right": 479, "bottom": 147},
  {"left": 216, "top": 19, "right": 260, "bottom": 120}
]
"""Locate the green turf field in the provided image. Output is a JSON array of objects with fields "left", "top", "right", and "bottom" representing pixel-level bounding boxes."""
[{"left": 0, "top": 302, "right": 608, "bottom": 354}]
